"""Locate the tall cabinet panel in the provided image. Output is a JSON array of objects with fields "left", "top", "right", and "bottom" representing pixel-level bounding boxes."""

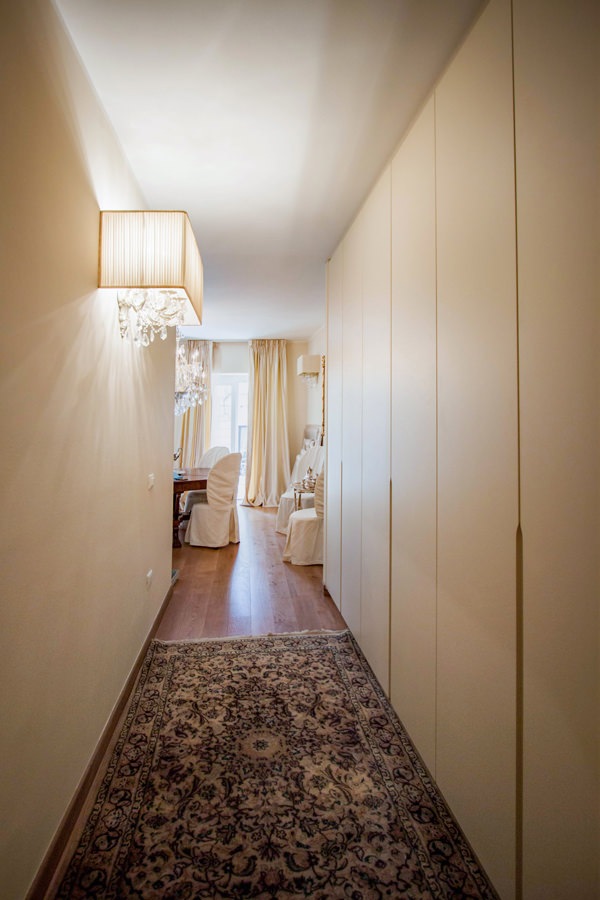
[
  {"left": 325, "top": 246, "right": 344, "bottom": 607},
  {"left": 389, "top": 98, "right": 438, "bottom": 773},
  {"left": 435, "top": 0, "right": 519, "bottom": 895},
  {"left": 360, "top": 169, "right": 391, "bottom": 692},
  {"left": 340, "top": 215, "right": 364, "bottom": 636},
  {"left": 513, "top": 0, "right": 600, "bottom": 894}
]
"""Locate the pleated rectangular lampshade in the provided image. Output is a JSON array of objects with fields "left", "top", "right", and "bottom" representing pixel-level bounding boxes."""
[
  {"left": 297, "top": 354, "right": 322, "bottom": 377},
  {"left": 98, "top": 210, "right": 203, "bottom": 324}
]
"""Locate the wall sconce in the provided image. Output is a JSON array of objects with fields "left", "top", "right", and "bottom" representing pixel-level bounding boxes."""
[
  {"left": 297, "top": 354, "right": 326, "bottom": 445},
  {"left": 98, "top": 210, "right": 203, "bottom": 346},
  {"left": 297, "top": 354, "right": 322, "bottom": 386}
]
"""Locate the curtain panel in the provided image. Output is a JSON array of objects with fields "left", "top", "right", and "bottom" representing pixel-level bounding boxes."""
[
  {"left": 245, "top": 339, "right": 291, "bottom": 507},
  {"left": 176, "top": 340, "right": 213, "bottom": 468}
]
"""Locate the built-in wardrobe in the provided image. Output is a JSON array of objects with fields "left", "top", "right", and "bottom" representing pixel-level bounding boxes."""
[{"left": 324, "top": 0, "right": 599, "bottom": 897}]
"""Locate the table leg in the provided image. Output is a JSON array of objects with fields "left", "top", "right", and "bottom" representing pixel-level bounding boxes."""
[{"left": 173, "top": 492, "right": 182, "bottom": 548}]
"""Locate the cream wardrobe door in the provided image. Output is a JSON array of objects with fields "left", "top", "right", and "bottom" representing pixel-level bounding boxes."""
[
  {"left": 435, "top": 0, "right": 519, "bottom": 895},
  {"left": 513, "top": 0, "right": 600, "bottom": 894},
  {"left": 390, "top": 97, "right": 437, "bottom": 772},
  {"left": 325, "top": 247, "right": 343, "bottom": 607},
  {"left": 340, "top": 214, "right": 364, "bottom": 636},
  {"left": 360, "top": 168, "right": 391, "bottom": 692}
]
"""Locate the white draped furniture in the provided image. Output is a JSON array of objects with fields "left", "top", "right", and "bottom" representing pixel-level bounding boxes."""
[
  {"left": 275, "top": 440, "right": 324, "bottom": 534},
  {"left": 181, "top": 446, "right": 229, "bottom": 515},
  {"left": 199, "top": 445, "right": 230, "bottom": 467},
  {"left": 283, "top": 471, "right": 324, "bottom": 565},
  {"left": 185, "top": 452, "right": 242, "bottom": 548}
]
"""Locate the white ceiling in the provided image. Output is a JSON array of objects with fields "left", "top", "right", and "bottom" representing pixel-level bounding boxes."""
[{"left": 55, "top": 0, "right": 485, "bottom": 341}]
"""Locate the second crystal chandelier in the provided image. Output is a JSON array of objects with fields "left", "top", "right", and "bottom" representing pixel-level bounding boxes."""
[{"left": 175, "top": 329, "right": 207, "bottom": 415}]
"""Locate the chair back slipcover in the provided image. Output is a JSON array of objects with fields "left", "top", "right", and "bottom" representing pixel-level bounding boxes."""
[
  {"left": 198, "top": 445, "right": 229, "bottom": 468},
  {"left": 181, "top": 446, "right": 230, "bottom": 515},
  {"left": 186, "top": 453, "right": 242, "bottom": 547},
  {"left": 275, "top": 446, "right": 324, "bottom": 534},
  {"left": 303, "top": 424, "right": 320, "bottom": 447},
  {"left": 207, "top": 452, "right": 242, "bottom": 509},
  {"left": 290, "top": 443, "right": 324, "bottom": 485},
  {"left": 290, "top": 446, "right": 308, "bottom": 484}
]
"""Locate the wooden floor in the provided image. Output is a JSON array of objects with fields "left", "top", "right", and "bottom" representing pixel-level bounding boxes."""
[{"left": 156, "top": 504, "right": 346, "bottom": 640}]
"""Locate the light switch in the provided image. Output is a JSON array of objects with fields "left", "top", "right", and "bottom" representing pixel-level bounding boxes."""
[{"left": 147, "top": 473, "right": 155, "bottom": 490}]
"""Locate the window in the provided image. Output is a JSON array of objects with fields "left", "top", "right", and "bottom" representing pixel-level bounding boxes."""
[{"left": 211, "top": 373, "right": 248, "bottom": 497}]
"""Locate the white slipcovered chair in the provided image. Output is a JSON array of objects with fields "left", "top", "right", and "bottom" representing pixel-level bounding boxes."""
[
  {"left": 275, "top": 442, "right": 324, "bottom": 534},
  {"left": 185, "top": 452, "right": 242, "bottom": 548},
  {"left": 181, "top": 446, "right": 230, "bottom": 515},
  {"left": 302, "top": 424, "right": 320, "bottom": 448},
  {"left": 199, "top": 445, "right": 230, "bottom": 467},
  {"left": 283, "top": 471, "right": 324, "bottom": 566}
]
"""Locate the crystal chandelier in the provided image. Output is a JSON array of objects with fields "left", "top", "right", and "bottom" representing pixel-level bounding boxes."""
[
  {"left": 175, "top": 330, "right": 207, "bottom": 415},
  {"left": 117, "top": 289, "right": 185, "bottom": 346}
]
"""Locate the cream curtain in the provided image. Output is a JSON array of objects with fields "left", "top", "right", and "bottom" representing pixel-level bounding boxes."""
[
  {"left": 245, "top": 339, "right": 291, "bottom": 507},
  {"left": 176, "top": 340, "right": 213, "bottom": 467}
]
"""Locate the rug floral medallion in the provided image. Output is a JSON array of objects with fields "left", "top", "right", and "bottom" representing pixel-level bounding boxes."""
[{"left": 56, "top": 631, "right": 498, "bottom": 899}]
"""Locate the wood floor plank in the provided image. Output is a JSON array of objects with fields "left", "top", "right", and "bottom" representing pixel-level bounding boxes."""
[{"left": 156, "top": 505, "right": 346, "bottom": 640}]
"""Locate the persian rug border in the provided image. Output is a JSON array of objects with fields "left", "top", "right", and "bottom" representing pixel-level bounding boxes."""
[{"left": 156, "top": 627, "right": 349, "bottom": 645}]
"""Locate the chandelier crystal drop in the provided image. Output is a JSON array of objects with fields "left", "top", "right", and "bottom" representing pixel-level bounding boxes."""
[
  {"left": 174, "top": 330, "right": 208, "bottom": 415},
  {"left": 117, "top": 289, "right": 186, "bottom": 346}
]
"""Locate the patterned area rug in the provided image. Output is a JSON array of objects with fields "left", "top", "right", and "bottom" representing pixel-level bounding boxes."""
[{"left": 56, "top": 632, "right": 497, "bottom": 898}]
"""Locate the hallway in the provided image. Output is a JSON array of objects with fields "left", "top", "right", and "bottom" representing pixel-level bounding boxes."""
[
  {"left": 3, "top": 2, "right": 599, "bottom": 896},
  {"left": 159, "top": 505, "right": 345, "bottom": 640}
]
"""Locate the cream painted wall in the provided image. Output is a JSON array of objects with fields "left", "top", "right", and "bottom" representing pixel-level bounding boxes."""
[{"left": 0, "top": 3, "right": 174, "bottom": 897}]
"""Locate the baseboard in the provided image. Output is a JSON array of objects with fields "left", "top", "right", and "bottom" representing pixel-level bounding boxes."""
[{"left": 26, "top": 578, "right": 177, "bottom": 900}]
